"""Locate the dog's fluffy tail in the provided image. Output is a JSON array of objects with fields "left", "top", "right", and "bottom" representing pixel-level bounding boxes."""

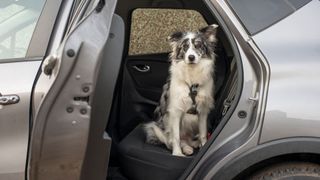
[{"left": 144, "top": 122, "right": 168, "bottom": 148}]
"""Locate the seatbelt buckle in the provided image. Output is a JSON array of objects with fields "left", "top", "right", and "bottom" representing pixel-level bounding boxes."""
[{"left": 222, "top": 100, "right": 231, "bottom": 116}]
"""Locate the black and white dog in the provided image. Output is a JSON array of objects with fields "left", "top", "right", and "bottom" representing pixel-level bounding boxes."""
[{"left": 144, "top": 24, "right": 218, "bottom": 156}]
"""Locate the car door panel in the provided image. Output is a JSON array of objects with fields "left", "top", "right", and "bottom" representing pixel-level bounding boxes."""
[
  {"left": 81, "top": 14, "right": 125, "bottom": 180},
  {"left": 118, "top": 59, "right": 190, "bottom": 139},
  {"left": 28, "top": 1, "right": 117, "bottom": 179},
  {"left": 126, "top": 54, "right": 169, "bottom": 101},
  {"left": 118, "top": 54, "right": 170, "bottom": 138},
  {"left": 0, "top": 60, "right": 41, "bottom": 179}
]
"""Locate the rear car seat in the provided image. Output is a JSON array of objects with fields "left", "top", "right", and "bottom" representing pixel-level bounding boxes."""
[
  {"left": 117, "top": 45, "right": 232, "bottom": 180},
  {"left": 119, "top": 125, "right": 193, "bottom": 180}
]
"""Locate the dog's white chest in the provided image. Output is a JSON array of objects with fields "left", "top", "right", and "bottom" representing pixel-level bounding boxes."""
[
  {"left": 170, "top": 83, "right": 213, "bottom": 113},
  {"left": 169, "top": 59, "right": 214, "bottom": 113}
]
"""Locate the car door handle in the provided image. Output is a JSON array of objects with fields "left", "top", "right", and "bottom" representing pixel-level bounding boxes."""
[
  {"left": 0, "top": 93, "right": 20, "bottom": 105},
  {"left": 133, "top": 65, "right": 150, "bottom": 73}
]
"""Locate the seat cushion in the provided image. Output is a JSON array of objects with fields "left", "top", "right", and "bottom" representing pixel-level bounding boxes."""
[{"left": 118, "top": 125, "right": 194, "bottom": 180}]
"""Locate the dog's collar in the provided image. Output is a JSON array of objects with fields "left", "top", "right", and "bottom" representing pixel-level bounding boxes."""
[{"left": 187, "top": 83, "right": 199, "bottom": 115}]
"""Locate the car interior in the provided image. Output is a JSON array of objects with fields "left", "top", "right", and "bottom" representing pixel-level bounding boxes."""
[{"left": 93, "top": 0, "right": 239, "bottom": 180}]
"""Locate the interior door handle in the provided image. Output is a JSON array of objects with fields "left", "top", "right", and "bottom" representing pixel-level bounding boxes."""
[
  {"left": 133, "top": 65, "right": 150, "bottom": 73},
  {"left": 0, "top": 93, "right": 20, "bottom": 105}
]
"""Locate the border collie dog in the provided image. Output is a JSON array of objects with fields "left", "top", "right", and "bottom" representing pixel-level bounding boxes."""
[{"left": 144, "top": 24, "right": 218, "bottom": 156}]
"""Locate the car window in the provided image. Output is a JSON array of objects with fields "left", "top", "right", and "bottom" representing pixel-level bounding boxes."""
[
  {"left": 227, "top": 0, "right": 311, "bottom": 35},
  {"left": 129, "top": 9, "right": 208, "bottom": 56},
  {"left": 0, "top": 0, "right": 46, "bottom": 60}
]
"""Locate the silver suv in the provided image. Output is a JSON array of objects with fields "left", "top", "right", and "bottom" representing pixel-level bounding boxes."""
[{"left": 1, "top": 0, "right": 320, "bottom": 180}]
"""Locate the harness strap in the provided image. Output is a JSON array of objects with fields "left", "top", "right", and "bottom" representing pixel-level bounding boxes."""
[{"left": 187, "top": 83, "right": 199, "bottom": 115}]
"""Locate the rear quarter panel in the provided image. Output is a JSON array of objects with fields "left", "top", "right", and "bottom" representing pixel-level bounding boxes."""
[{"left": 252, "top": 0, "right": 320, "bottom": 143}]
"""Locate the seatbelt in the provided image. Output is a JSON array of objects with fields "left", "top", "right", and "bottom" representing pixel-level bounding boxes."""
[
  {"left": 221, "top": 60, "right": 237, "bottom": 117},
  {"left": 208, "top": 59, "right": 237, "bottom": 133}
]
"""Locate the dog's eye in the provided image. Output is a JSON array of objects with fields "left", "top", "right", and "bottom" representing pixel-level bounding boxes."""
[
  {"left": 183, "top": 44, "right": 189, "bottom": 50},
  {"left": 194, "top": 42, "right": 202, "bottom": 49}
]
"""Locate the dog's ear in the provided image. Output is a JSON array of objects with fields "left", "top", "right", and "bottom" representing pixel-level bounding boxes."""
[
  {"left": 199, "top": 24, "right": 219, "bottom": 43},
  {"left": 167, "top": 31, "right": 184, "bottom": 42}
]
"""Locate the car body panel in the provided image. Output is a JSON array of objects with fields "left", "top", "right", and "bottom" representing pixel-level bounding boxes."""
[
  {"left": 0, "top": 60, "right": 40, "bottom": 179},
  {"left": 188, "top": 0, "right": 320, "bottom": 179},
  {"left": 0, "top": 0, "right": 64, "bottom": 179},
  {"left": 184, "top": 0, "right": 270, "bottom": 179},
  {"left": 252, "top": 0, "right": 320, "bottom": 143},
  {"left": 185, "top": 0, "right": 320, "bottom": 179},
  {"left": 211, "top": 137, "right": 320, "bottom": 179}
]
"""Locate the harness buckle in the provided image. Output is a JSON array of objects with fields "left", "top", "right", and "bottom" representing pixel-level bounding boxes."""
[
  {"left": 187, "top": 84, "right": 199, "bottom": 115},
  {"left": 190, "top": 84, "right": 199, "bottom": 95}
]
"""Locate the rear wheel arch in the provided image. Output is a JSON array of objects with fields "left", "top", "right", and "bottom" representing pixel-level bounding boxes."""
[
  {"left": 208, "top": 138, "right": 320, "bottom": 179},
  {"left": 235, "top": 154, "right": 320, "bottom": 179}
]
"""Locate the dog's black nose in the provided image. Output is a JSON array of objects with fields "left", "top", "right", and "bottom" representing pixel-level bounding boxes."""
[{"left": 188, "top": 55, "right": 195, "bottom": 61}]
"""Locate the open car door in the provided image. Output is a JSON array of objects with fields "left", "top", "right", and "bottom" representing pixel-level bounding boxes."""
[{"left": 27, "top": 0, "right": 122, "bottom": 179}]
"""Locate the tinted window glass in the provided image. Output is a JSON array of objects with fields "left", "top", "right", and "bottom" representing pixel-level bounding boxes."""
[
  {"left": 129, "top": 9, "right": 208, "bottom": 55},
  {"left": 227, "top": 0, "right": 311, "bottom": 35},
  {"left": 288, "top": 0, "right": 312, "bottom": 9},
  {"left": 0, "top": 0, "right": 46, "bottom": 60}
]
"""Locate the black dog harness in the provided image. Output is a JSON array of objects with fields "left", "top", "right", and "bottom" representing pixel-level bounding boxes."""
[{"left": 186, "top": 83, "right": 199, "bottom": 115}]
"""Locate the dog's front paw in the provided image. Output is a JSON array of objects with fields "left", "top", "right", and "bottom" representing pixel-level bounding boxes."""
[
  {"left": 172, "top": 150, "right": 185, "bottom": 157},
  {"left": 199, "top": 137, "right": 207, "bottom": 147},
  {"left": 182, "top": 145, "right": 194, "bottom": 156},
  {"left": 173, "top": 152, "right": 185, "bottom": 157}
]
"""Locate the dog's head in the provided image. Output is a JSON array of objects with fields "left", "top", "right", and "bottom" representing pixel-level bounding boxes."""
[{"left": 168, "top": 24, "right": 218, "bottom": 64}]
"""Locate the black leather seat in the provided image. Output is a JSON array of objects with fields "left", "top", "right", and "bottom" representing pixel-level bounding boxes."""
[{"left": 118, "top": 125, "right": 194, "bottom": 180}]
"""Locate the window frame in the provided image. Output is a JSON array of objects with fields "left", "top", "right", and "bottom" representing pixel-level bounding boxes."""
[{"left": 26, "top": 0, "right": 64, "bottom": 59}]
